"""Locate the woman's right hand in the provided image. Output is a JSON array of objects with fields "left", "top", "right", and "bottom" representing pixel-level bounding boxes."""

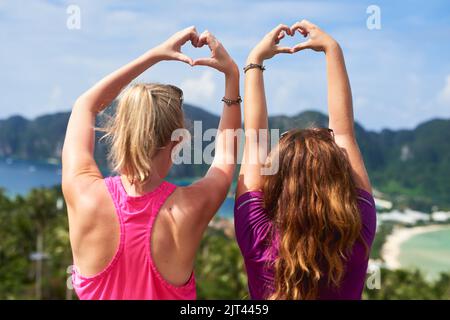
[{"left": 247, "top": 24, "right": 293, "bottom": 63}]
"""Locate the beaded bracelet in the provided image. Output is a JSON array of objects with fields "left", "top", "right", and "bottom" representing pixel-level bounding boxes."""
[
  {"left": 221, "top": 96, "right": 242, "bottom": 106},
  {"left": 243, "top": 63, "right": 266, "bottom": 73}
]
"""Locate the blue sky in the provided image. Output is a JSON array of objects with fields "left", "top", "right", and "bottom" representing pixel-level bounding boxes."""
[{"left": 0, "top": 0, "right": 449, "bottom": 130}]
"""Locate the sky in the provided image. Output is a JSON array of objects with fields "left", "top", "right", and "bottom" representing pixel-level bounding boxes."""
[{"left": 0, "top": 0, "right": 449, "bottom": 130}]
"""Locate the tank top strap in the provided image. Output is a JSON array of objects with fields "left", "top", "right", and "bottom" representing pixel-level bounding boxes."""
[
  {"left": 150, "top": 181, "right": 177, "bottom": 219},
  {"left": 104, "top": 176, "right": 126, "bottom": 216},
  {"left": 103, "top": 176, "right": 176, "bottom": 220}
]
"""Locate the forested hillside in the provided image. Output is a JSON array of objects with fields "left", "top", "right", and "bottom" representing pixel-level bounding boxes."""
[{"left": 1, "top": 106, "right": 449, "bottom": 210}]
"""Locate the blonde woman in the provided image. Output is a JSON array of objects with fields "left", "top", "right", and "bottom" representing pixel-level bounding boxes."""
[
  {"left": 235, "top": 20, "right": 376, "bottom": 299},
  {"left": 62, "top": 27, "right": 241, "bottom": 299}
]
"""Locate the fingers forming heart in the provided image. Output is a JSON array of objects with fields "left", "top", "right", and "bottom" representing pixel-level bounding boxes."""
[
  {"left": 176, "top": 29, "right": 217, "bottom": 67},
  {"left": 174, "top": 26, "right": 200, "bottom": 65},
  {"left": 290, "top": 21, "right": 310, "bottom": 38},
  {"left": 270, "top": 24, "right": 292, "bottom": 54},
  {"left": 177, "top": 21, "right": 313, "bottom": 66},
  {"left": 192, "top": 30, "right": 219, "bottom": 67},
  {"left": 289, "top": 23, "right": 313, "bottom": 53},
  {"left": 273, "top": 22, "right": 312, "bottom": 54}
]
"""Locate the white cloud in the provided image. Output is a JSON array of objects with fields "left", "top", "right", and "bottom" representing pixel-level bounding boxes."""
[
  {"left": 49, "top": 85, "right": 62, "bottom": 108},
  {"left": 438, "top": 75, "right": 450, "bottom": 106},
  {"left": 180, "top": 70, "right": 216, "bottom": 104},
  {"left": 271, "top": 77, "right": 314, "bottom": 114},
  {"left": 354, "top": 96, "right": 368, "bottom": 109},
  {"left": 0, "top": 0, "right": 449, "bottom": 130}
]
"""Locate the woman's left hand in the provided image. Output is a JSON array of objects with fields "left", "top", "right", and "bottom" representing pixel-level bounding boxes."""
[
  {"left": 248, "top": 24, "right": 293, "bottom": 63},
  {"left": 154, "top": 26, "right": 199, "bottom": 65}
]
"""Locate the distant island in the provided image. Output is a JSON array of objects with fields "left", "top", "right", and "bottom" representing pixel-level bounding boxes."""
[{"left": 1, "top": 104, "right": 449, "bottom": 211}]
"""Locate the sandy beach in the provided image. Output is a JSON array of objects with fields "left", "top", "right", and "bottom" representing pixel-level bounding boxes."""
[{"left": 381, "top": 225, "right": 450, "bottom": 269}]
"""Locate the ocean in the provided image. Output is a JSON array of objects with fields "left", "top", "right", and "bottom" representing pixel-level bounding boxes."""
[
  {"left": 0, "top": 158, "right": 235, "bottom": 218},
  {"left": 399, "top": 227, "right": 450, "bottom": 280}
]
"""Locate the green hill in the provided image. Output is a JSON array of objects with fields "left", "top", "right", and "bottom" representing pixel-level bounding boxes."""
[{"left": 1, "top": 105, "right": 449, "bottom": 210}]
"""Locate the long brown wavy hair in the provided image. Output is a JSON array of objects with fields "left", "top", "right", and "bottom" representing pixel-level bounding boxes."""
[{"left": 263, "top": 128, "right": 364, "bottom": 300}]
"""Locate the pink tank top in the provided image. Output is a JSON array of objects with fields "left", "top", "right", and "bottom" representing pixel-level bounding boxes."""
[{"left": 71, "top": 176, "right": 196, "bottom": 300}]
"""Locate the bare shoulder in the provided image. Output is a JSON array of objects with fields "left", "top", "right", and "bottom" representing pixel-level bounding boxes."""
[
  {"left": 64, "top": 177, "right": 117, "bottom": 241},
  {"left": 151, "top": 184, "right": 207, "bottom": 285},
  {"left": 153, "top": 178, "right": 229, "bottom": 267},
  {"left": 158, "top": 180, "right": 221, "bottom": 234},
  {"left": 152, "top": 184, "right": 211, "bottom": 265},
  {"left": 162, "top": 184, "right": 209, "bottom": 221},
  {"left": 179, "top": 177, "right": 227, "bottom": 217},
  {"left": 64, "top": 177, "right": 111, "bottom": 216},
  {"left": 65, "top": 177, "right": 120, "bottom": 276}
]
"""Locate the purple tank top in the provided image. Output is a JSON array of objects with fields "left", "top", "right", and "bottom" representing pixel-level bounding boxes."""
[{"left": 234, "top": 189, "right": 377, "bottom": 300}]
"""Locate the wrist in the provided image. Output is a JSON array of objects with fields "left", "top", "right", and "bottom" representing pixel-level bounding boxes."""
[
  {"left": 323, "top": 39, "right": 340, "bottom": 54},
  {"left": 148, "top": 47, "right": 166, "bottom": 62},
  {"left": 224, "top": 61, "right": 239, "bottom": 78},
  {"left": 247, "top": 51, "right": 265, "bottom": 65}
]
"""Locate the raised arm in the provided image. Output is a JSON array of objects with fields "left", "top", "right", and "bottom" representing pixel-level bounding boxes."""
[
  {"left": 292, "top": 20, "right": 372, "bottom": 193},
  {"left": 236, "top": 24, "right": 293, "bottom": 198},
  {"left": 180, "top": 31, "right": 241, "bottom": 222},
  {"left": 62, "top": 26, "right": 200, "bottom": 203}
]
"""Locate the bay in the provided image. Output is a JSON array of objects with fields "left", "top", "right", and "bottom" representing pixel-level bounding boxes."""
[{"left": 399, "top": 227, "right": 450, "bottom": 280}]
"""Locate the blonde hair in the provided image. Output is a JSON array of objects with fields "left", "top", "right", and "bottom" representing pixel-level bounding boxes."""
[{"left": 102, "top": 83, "right": 184, "bottom": 184}]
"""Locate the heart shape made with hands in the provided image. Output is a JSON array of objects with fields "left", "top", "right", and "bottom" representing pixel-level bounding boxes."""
[
  {"left": 178, "top": 30, "right": 220, "bottom": 67},
  {"left": 274, "top": 22, "right": 312, "bottom": 53}
]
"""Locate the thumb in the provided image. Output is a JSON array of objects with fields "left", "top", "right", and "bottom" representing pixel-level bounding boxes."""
[
  {"left": 276, "top": 46, "right": 293, "bottom": 54},
  {"left": 174, "top": 52, "right": 194, "bottom": 65},
  {"left": 291, "top": 40, "right": 312, "bottom": 53},
  {"left": 193, "top": 57, "right": 215, "bottom": 67}
]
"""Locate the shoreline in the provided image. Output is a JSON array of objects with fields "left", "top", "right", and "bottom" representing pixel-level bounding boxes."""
[{"left": 381, "top": 224, "right": 450, "bottom": 269}]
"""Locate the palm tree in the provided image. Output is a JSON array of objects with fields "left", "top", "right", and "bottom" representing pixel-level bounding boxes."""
[{"left": 25, "top": 187, "right": 63, "bottom": 299}]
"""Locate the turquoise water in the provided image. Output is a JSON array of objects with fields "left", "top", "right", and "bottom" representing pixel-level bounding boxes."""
[
  {"left": 0, "top": 158, "right": 234, "bottom": 218},
  {"left": 399, "top": 227, "right": 450, "bottom": 280}
]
